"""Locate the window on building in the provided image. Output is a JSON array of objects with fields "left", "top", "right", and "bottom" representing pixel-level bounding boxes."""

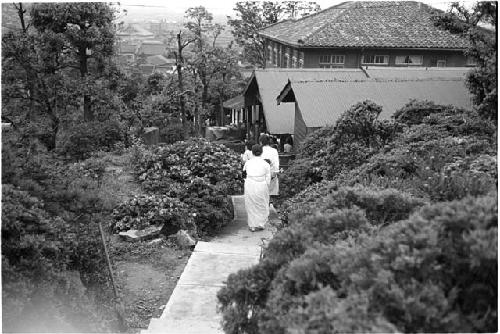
[
  {"left": 291, "top": 56, "right": 297, "bottom": 68},
  {"left": 267, "top": 45, "right": 273, "bottom": 62},
  {"left": 273, "top": 47, "right": 278, "bottom": 65},
  {"left": 437, "top": 60, "right": 446, "bottom": 67},
  {"left": 362, "top": 54, "right": 389, "bottom": 65},
  {"left": 395, "top": 55, "right": 423, "bottom": 65},
  {"left": 319, "top": 54, "right": 345, "bottom": 68},
  {"left": 466, "top": 56, "right": 477, "bottom": 66}
]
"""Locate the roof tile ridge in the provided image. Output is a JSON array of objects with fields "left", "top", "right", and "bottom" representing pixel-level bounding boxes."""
[
  {"left": 299, "top": 1, "right": 354, "bottom": 44},
  {"left": 300, "top": 1, "right": 435, "bottom": 45}
]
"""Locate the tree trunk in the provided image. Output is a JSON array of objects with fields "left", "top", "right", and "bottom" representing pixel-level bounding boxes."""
[{"left": 79, "top": 45, "right": 93, "bottom": 121}]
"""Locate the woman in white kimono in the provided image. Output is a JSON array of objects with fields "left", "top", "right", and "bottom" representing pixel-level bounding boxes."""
[
  {"left": 243, "top": 144, "right": 271, "bottom": 232},
  {"left": 259, "top": 134, "right": 280, "bottom": 200}
]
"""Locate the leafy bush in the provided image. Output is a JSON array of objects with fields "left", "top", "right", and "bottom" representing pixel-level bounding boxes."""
[
  {"left": 132, "top": 138, "right": 242, "bottom": 236},
  {"left": 2, "top": 137, "right": 123, "bottom": 332},
  {"left": 58, "top": 120, "right": 125, "bottom": 160},
  {"left": 277, "top": 158, "right": 322, "bottom": 204},
  {"left": 218, "top": 185, "right": 424, "bottom": 333},
  {"left": 297, "top": 125, "right": 335, "bottom": 159},
  {"left": 2, "top": 184, "right": 116, "bottom": 332},
  {"left": 220, "top": 193, "right": 497, "bottom": 333},
  {"left": 278, "top": 101, "right": 401, "bottom": 200},
  {"left": 282, "top": 185, "right": 426, "bottom": 228},
  {"left": 112, "top": 194, "right": 194, "bottom": 234},
  {"left": 160, "top": 122, "right": 187, "bottom": 144}
]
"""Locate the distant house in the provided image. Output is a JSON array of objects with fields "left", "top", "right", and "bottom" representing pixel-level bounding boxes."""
[
  {"left": 117, "top": 23, "right": 155, "bottom": 42},
  {"left": 259, "top": 1, "right": 475, "bottom": 69},
  {"left": 118, "top": 43, "right": 138, "bottom": 63},
  {"left": 145, "top": 55, "right": 176, "bottom": 74},
  {"left": 138, "top": 64, "right": 155, "bottom": 76},
  {"left": 138, "top": 40, "right": 166, "bottom": 57},
  {"left": 276, "top": 68, "right": 473, "bottom": 147}
]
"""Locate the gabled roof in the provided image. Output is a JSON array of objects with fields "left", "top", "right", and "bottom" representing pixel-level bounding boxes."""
[
  {"left": 139, "top": 40, "right": 166, "bottom": 56},
  {"left": 259, "top": 1, "right": 468, "bottom": 49},
  {"left": 119, "top": 43, "right": 138, "bottom": 54},
  {"left": 245, "top": 68, "right": 368, "bottom": 134},
  {"left": 146, "top": 55, "right": 174, "bottom": 66},
  {"left": 117, "top": 24, "right": 154, "bottom": 37},
  {"left": 138, "top": 64, "right": 155, "bottom": 75},
  {"left": 277, "top": 77, "right": 473, "bottom": 128},
  {"left": 223, "top": 95, "right": 245, "bottom": 109}
]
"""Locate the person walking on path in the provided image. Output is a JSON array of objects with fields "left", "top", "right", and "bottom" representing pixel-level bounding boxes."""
[
  {"left": 243, "top": 144, "right": 271, "bottom": 232},
  {"left": 241, "top": 140, "right": 255, "bottom": 164},
  {"left": 259, "top": 134, "right": 280, "bottom": 202}
]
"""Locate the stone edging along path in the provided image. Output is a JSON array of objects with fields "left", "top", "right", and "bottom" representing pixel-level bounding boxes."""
[{"left": 141, "top": 195, "right": 274, "bottom": 334}]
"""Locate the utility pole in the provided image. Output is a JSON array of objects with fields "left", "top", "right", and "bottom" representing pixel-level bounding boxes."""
[{"left": 176, "top": 31, "right": 186, "bottom": 124}]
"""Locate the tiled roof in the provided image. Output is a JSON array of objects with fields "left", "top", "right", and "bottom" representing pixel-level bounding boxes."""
[
  {"left": 146, "top": 55, "right": 173, "bottom": 66},
  {"left": 246, "top": 68, "right": 367, "bottom": 133},
  {"left": 119, "top": 44, "right": 138, "bottom": 54},
  {"left": 139, "top": 41, "right": 166, "bottom": 56},
  {"left": 117, "top": 23, "right": 154, "bottom": 37},
  {"left": 260, "top": 1, "right": 468, "bottom": 49},
  {"left": 223, "top": 95, "right": 245, "bottom": 109},
  {"left": 278, "top": 78, "right": 472, "bottom": 128}
]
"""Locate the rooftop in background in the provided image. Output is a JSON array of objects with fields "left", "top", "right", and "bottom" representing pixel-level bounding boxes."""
[
  {"left": 259, "top": 1, "right": 469, "bottom": 49},
  {"left": 146, "top": 55, "right": 175, "bottom": 66},
  {"left": 119, "top": 43, "right": 139, "bottom": 54},
  {"left": 138, "top": 40, "right": 167, "bottom": 55},
  {"left": 247, "top": 68, "right": 368, "bottom": 133},
  {"left": 117, "top": 23, "right": 155, "bottom": 37},
  {"left": 277, "top": 76, "right": 472, "bottom": 128}
]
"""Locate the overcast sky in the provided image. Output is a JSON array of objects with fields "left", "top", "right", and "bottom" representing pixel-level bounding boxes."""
[{"left": 118, "top": 0, "right": 465, "bottom": 18}]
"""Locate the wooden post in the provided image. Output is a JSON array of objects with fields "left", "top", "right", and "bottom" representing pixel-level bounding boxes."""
[{"left": 98, "top": 220, "right": 127, "bottom": 331}]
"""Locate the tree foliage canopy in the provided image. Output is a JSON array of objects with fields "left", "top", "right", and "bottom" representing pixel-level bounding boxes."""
[
  {"left": 228, "top": 1, "right": 320, "bottom": 67},
  {"left": 433, "top": 1, "right": 497, "bottom": 121}
]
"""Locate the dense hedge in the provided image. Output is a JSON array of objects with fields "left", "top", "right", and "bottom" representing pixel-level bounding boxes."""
[
  {"left": 218, "top": 193, "right": 497, "bottom": 333},
  {"left": 115, "top": 138, "right": 242, "bottom": 236},
  {"left": 218, "top": 100, "right": 497, "bottom": 333}
]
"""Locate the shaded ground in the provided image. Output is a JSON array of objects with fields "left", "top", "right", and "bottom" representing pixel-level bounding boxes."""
[{"left": 111, "top": 239, "right": 191, "bottom": 332}]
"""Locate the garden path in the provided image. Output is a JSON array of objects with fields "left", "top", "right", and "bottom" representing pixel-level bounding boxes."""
[{"left": 140, "top": 195, "right": 275, "bottom": 334}]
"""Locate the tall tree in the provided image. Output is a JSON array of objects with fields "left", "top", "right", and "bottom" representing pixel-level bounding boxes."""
[
  {"left": 184, "top": 6, "right": 225, "bottom": 132},
  {"left": 2, "top": 2, "right": 120, "bottom": 150},
  {"left": 30, "top": 3, "right": 117, "bottom": 121},
  {"left": 228, "top": 1, "right": 320, "bottom": 67},
  {"left": 434, "top": 1, "right": 497, "bottom": 121}
]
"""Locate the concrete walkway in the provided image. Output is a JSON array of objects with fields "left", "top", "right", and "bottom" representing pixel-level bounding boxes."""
[{"left": 141, "top": 195, "right": 274, "bottom": 334}]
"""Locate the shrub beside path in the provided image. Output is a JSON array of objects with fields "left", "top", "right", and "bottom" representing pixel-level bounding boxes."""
[{"left": 141, "top": 195, "right": 274, "bottom": 334}]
